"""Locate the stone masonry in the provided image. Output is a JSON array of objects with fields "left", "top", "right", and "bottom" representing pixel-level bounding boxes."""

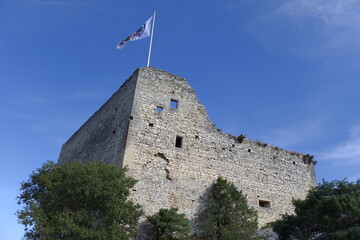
[{"left": 58, "top": 67, "right": 317, "bottom": 230}]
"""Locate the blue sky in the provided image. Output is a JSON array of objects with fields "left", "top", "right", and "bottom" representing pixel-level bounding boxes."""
[{"left": 1, "top": 0, "right": 360, "bottom": 239}]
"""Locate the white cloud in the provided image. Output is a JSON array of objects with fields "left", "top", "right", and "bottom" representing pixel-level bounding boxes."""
[
  {"left": 283, "top": 0, "right": 360, "bottom": 48},
  {"left": 282, "top": 0, "right": 360, "bottom": 26},
  {"left": 261, "top": 118, "right": 323, "bottom": 148},
  {"left": 319, "top": 124, "right": 360, "bottom": 166},
  {"left": 248, "top": 0, "right": 360, "bottom": 55}
]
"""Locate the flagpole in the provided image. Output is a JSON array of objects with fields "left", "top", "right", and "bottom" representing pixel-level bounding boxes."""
[{"left": 147, "top": 11, "right": 156, "bottom": 67}]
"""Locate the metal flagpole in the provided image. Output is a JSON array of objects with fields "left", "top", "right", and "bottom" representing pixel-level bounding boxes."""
[{"left": 147, "top": 11, "right": 156, "bottom": 67}]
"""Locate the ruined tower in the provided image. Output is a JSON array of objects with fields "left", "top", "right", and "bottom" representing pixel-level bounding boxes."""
[{"left": 58, "top": 67, "right": 317, "bottom": 227}]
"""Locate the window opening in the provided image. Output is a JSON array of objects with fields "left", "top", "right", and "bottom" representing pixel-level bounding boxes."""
[
  {"left": 259, "top": 200, "right": 271, "bottom": 208},
  {"left": 175, "top": 136, "right": 183, "bottom": 148},
  {"left": 170, "top": 99, "right": 178, "bottom": 109},
  {"left": 149, "top": 123, "right": 154, "bottom": 127},
  {"left": 248, "top": 149, "right": 252, "bottom": 153},
  {"left": 156, "top": 106, "right": 163, "bottom": 112}
]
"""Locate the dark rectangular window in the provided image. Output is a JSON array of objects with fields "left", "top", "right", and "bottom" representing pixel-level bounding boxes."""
[
  {"left": 156, "top": 106, "right": 163, "bottom": 112},
  {"left": 259, "top": 200, "right": 271, "bottom": 208},
  {"left": 170, "top": 99, "right": 178, "bottom": 109},
  {"left": 175, "top": 136, "right": 183, "bottom": 148}
]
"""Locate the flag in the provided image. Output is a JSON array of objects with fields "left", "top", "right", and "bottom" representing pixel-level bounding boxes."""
[{"left": 116, "top": 16, "right": 153, "bottom": 50}]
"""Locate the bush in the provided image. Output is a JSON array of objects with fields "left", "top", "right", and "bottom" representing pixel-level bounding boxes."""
[
  {"left": 237, "top": 134, "right": 246, "bottom": 143},
  {"left": 146, "top": 207, "right": 190, "bottom": 240}
]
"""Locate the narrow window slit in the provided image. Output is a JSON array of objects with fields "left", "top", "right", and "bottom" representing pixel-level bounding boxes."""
[{"left": 175, "top": 136, "right": 183, "bottom": 148}]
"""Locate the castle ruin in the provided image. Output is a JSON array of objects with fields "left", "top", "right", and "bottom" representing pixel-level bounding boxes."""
[{"left": 58, "top": 67, "right": 317, "bottom": 229}]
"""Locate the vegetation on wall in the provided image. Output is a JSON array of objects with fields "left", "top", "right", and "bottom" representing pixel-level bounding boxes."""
[
  {"left": 237, "top": 134, "right": 246, "bottom": 143},
  {"left": 302, "top": 154, "right": 317, "bottom": 165},
  {"left": 255, "top": 140, "right": 268, "bottom": 148}
]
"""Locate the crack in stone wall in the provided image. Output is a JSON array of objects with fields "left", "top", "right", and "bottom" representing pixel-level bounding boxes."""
[
  {"left": 142, "top": 152, "right": 173, "bottom": 181},
  {"left": 154, "top": 153, "right": 172, "bottom": 180}
]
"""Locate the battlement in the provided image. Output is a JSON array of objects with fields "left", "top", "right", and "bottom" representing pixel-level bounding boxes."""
[{"left": 58, "top": 67, "right": 316, "bottom": 229}]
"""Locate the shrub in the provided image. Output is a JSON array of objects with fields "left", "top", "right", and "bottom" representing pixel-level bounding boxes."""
[{"left": 146, "top": 207, "right": 190, "bottom": 240}]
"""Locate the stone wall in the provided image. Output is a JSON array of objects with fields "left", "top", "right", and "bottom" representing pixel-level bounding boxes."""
[
  {"left": 123, "top": 67, "right": 316, "bottom": 227},
  {"left": 58, "top": 67, "right": 317, "bottom": 232},
  {"left": 58, "top": 69, "right": 138, "bottom": 167}
]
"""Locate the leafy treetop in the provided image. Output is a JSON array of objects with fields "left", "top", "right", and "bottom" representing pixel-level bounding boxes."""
[
  {"left": 17, "top": 161, "right": 143, "bottom": 240},
  {"left": 146, "top": 207, "right": 190, "bottom": 240},
  {"left": 273, "top": 179, "right": 360, "bottom": 240},
  {"left": 200, "top": 177, "right": 258, "bottom": 240}
]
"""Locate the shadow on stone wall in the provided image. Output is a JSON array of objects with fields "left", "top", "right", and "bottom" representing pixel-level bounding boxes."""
[
  {"left": 135, "top": 219, "right": 149, "bottom": 240},
  {"left": 189, "top": 184, "right": 214, "bottom": 238},
  {"left": 135, "top": 184, "right": 214, "bottom": 240}
]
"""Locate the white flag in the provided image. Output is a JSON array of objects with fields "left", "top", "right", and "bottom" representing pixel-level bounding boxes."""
[{"left": 116, "top": 17, "right": 153, "bottom": 50}]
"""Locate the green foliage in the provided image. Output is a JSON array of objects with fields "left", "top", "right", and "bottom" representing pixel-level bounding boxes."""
[
  {"left": 255, "top": 140, "right": 268, "bottom": 148},
  {"left": 146, "top": 207, "right": 190, "bottom": 240},
  {"left": 17, "top": 161, "right": 143, "bottom": 240},
  {"left": 302, "top": 154, "right": 316, "bottom": 165},
  {"left": 273, "top": 179, "right": 360, "bottom": 240},
  {"left": 237, "top": 134, "right": 246, "bottom": 143},
  {"left": 200, "top": 177, "right": 258, "bottom": 240}
]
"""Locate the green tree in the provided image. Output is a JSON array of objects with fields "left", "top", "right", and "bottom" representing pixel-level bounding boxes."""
[
  {"left": 17, "top": 161, "right": 143, "bottom": 240},
  {"left": 273, "top": 179, "right": 360, "bottom": 240},
  {"left": 146, "top": 207, "right": 190, "bottom": 240},
  {"left": 200, "top": 177, "right": 258, "bottom": 240}
]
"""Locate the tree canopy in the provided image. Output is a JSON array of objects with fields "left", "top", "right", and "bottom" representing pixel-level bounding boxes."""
[
  {"left": 17, "top": 161, "right": 143, "bottom": 240},
  {"left": 200, "top": 177, "right": 258, "bottom": 240},
  {"left": 146, "top": 207, "right": 190, "bottom": 240},
  {"left": 273, "top": 179, "right": 360, "bottom": 240}
]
